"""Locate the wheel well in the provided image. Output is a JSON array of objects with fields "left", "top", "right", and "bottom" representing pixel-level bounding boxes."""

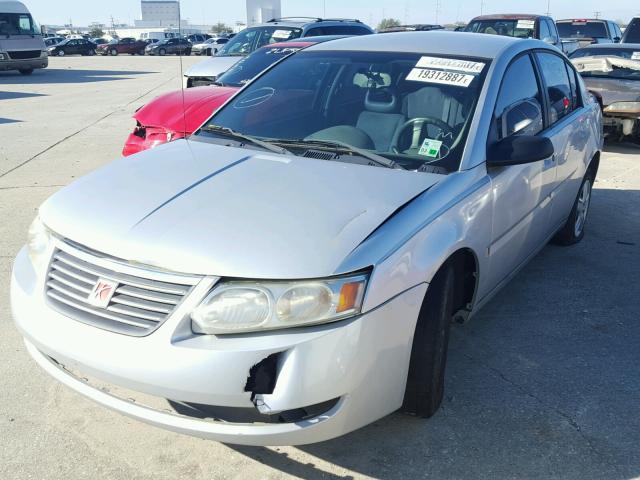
[{"left": 443, "top": 248, "right": 478, "bottom": 324}]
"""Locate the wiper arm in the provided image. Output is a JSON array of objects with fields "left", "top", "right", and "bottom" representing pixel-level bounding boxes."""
[
  {"left": 274, "top": 138, "right": 402, "bottom": 169},
  {"left": 200, "top": 125, "right": 291, "bottom": 156}
]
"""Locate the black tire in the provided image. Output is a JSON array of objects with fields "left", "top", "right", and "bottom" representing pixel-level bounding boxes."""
[
  {"left": 159, "top": 48, "right": 166, "bottom": 56},
  {"left": 88, "top": 49, "right": 95, "bottom": 56},
  {"left": 109, "top": 48, "right": 118, "bottom": 56},
  {"left": 19, "top": 68, "right": 33, "bottom": 75},
  {"left": 206, "top": 48, "right": 211, "bottom": 56},
  {"left": 402, "top": 263, "right": 455, "bottom": 418},
  {"left": 138, "top": 49, "right": 145, "bottom": 55},
  {"left": 57, "top": 50, "right": 65, "bottom": 56},
  {"left": 552, "top": 170, "right": 594, "bottom": 246}
]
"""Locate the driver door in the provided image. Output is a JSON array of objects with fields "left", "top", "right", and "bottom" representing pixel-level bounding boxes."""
[{"left": 485, "top": 53, "right": 557, "bottom": 291}]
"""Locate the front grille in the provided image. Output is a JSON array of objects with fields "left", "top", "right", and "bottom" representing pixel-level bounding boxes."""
[
  {"left": 8, "top": 50, "right": 40, "bottom": 59},
  {"left": 45, "top": 246, "right": 199, "bottom": 336}
]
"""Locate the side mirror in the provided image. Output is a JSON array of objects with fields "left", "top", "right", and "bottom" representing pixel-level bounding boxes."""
[
  {"left": 487, "top": 135, "right": 554, "bottom": 167},
  {"left": 500, "top": 99, "right": 544, "bottom": 138},
  {"left": 613, "top": 36, "right": 621, "bottom": 43}
]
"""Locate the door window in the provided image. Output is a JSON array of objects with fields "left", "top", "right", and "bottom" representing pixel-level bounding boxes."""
[
  {"left": 494, "top": 54, "right": 543, "bottom": 139},
  {"left": 535, "top": 52, "right": 574, "bottom": 124}
]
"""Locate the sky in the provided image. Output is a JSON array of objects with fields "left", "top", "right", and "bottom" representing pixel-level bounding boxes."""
[{"left": 24, "top": 0, "right": 640, "bottom": 28}]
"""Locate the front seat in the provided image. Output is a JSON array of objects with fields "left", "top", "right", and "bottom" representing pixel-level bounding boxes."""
[
  {"left": 399, "top": 86, "right": 466, "bottom": 140},
  {"left": 355, "top": 88, "right": 405, "bottom": 152}
]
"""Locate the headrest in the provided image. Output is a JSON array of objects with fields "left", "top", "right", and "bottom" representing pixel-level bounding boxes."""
[{"left": 364, "top": 88, "right": 399, "bottom": 114}]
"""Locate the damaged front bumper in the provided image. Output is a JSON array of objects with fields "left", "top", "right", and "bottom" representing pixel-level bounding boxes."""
[{"left": 11, "top": 246, "right": 426, "bottom": 445}]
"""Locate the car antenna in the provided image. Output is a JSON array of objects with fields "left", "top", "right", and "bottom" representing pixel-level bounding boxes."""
[{"left": 178, "top": 1, "right": 187, "bottom": 143}]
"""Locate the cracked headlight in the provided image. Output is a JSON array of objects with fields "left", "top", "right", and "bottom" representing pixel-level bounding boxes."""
[
  {"left": 27, "top": 215, "right": 51, "bottom": 270},
  {"left": 191, "top": 273, "right": 368, "bottom": 334}
]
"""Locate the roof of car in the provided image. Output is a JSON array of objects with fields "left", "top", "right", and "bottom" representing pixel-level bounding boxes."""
[
  {"left": 308, "top": 31, "right": 520, "bottom": 59},
  {"left": 574, "top": 43, "right": 640, "bottom": 50},
  {"left": 470, "top": 14, "right": 546, "bottom": 21},
  {"left": 256, "top": 17, "right": 367, "bottom": 28},
  {"left": 556, "top": 18, "right": 609, "bottom": 22}
]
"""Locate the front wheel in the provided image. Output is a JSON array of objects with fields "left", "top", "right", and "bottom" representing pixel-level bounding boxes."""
[
  {"left": 401, "top": 263, "right": 454, "bottom": 417},
  {"left": 553, "top": 172, "right": 593, "bottom": 245},
  {"left": 57, "top": 50, "right": 65, "bottom": 56},
  {"left": 88, "top": 49, "right": 95, "bottom": 56},
  {"left": 205, "top": 48, "right": 211, "bottom": 56},
  {"left": 138, "top": 49, "right": 145, "bottom": 55},
  {"left": 19, "top": 68, "right": 33, "bottom": 75},
  {"left": 159, "top": 48, "right": 166, "bottom": 56},
  {"left": 109, "top": 48, "right": 118, "bottom": 56}
]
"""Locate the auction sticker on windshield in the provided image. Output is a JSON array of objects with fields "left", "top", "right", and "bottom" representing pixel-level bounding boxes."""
[
  {"left": 416, "top": 56, "right": 485, "bottom": 73},
  {"left": 418, "top": 138, "right": 442, "bottom": 157},
  {"left": 516, "top": 20, "right": 535, "bottom": 29},
  {"left": 272, "top": 30, "right": 292, "bottom": 39},
  {"left": 407, "top": 68, "right": 475, "bottom": 87},
  {"left": 632, "top": 52, "right": 640, "bottom": 60}
]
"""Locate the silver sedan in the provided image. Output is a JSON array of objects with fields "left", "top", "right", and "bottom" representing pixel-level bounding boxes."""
[{"left": 12, "top": 32, "right": 602, "bottom": 445}]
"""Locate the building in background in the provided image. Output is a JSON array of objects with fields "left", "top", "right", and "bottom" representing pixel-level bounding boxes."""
[
  {"left": 246, "top": 0, "right": 281, "bottom": 26},
  {"left": 135, "top": 0, "right": 182, "bottom": 28}
]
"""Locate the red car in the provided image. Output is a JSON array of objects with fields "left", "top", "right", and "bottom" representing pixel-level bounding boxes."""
[
  {"left": 122, "top": 37, "right": 340, "bottom": 156},
  {"left": 97, "top": 37, "right": 147, "bottom": 56}
]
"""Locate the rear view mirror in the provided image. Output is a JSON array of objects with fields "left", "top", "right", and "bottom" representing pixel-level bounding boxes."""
[{"left": 487, "top": 135, "right": 554, "bottom": 167}]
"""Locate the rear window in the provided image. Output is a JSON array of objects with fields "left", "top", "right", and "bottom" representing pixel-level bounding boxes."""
[
  {"left": 570, "top": 47, "right": 640, "bottom": 60},
  {"left": 465, "top": 19, "right": 535, "bottom": 39},
  {"left": 557, "top": 21, "right": 608, "bottom": 39},
  {"left": 622, "top": 18, "right": 640, "bottom": 43}
]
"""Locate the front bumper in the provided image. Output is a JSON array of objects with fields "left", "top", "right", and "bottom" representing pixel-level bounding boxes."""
[
  {"left": 0, "top": 56, "right": 48, "bottom": 71},
  {"left": 12, "top": 245, "right": 426, "bottom": 445}
]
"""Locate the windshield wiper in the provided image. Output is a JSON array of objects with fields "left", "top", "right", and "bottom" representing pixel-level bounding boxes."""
[
  {"left": 273, "top": 138, "right": 402, "bottom": 169},
  {"left": 200, "top": 125, "right": 292, "bottom": 155}
]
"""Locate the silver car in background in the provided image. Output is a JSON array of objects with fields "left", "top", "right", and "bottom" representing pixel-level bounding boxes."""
[{"left": 11, "top": 32, "right": 602, "bottom": 446}]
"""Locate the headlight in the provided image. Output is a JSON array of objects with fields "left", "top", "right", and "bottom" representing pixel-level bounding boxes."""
[
  {"left": 27, "top": 216, "right": 51, "bottom": 270},
  {"left": 604, "top": 101, "right": 640, "bottom": 114},
  {"left": 191, "top": 273, "right": 368, "bottom": 334},
  {"left": 0, "top": 53, "right": 5, "bottom": 60}
]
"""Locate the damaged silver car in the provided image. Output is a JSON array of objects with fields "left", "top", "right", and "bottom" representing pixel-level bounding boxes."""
[
  {"left": 571, "top": 44, "right": 640, "bottom": 142},
  {"left": 11, "top": 32, "right": 602, "bottom": 445}
]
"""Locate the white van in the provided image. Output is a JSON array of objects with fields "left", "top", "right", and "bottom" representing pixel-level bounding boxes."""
[{"left": 0, "top": 1, "right": 47, "bottom": 74}]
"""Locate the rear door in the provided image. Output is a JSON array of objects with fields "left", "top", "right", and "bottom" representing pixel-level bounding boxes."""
[{"left": 534, "top": 50, "right": 587, "bottom": 228}]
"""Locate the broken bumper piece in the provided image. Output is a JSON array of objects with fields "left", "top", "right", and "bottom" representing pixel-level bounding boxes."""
[{"left": 12, "top": 247, "right": 427, "bottom": 445}]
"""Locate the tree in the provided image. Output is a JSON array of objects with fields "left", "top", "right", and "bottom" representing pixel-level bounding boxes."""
[
  {"left": 210, "top": 22, "right": 231, "bottom": 35},
  {"left": 377, "top": 18, "right": 402, "bottom": 31},
  {"left": 88, "top": 27, "right": 104, "bottom": 38}
]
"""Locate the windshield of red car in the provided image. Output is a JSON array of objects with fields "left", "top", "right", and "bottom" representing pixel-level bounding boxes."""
[{"left": 216, "top": 45, "right": 307, "bottom": 87}]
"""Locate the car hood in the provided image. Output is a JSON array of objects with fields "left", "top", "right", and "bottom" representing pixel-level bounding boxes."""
[
  {"left": 40, "top": 139, "right": 442, "bottom": 279},
  {"left": 134, "top": 86, "right": 238, "bottom": 134},
  {"left": 185, "top": 55, "right": 244, "bottom": 78},
  {"left": 581, "top": 76, "right": 640, "bottom": 106}
]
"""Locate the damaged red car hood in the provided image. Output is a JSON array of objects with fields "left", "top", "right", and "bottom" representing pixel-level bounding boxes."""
[{"left": 134, "top": 86, "right": 239, "bottom": 134}]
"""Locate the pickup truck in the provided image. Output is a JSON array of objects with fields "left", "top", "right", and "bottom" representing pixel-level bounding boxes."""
[
  {"left": 97, "top": 37, "right": 147, "bottom": 56},
  {"left": 556, "top": 19, "right": 623, "bottom": 47},
  {"left": 465, "top": 14, "right": 579, "bottom": 55}
]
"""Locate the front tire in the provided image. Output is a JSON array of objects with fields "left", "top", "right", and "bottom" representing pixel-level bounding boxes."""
[
  {"left": 402, "top": 263, "right": 454, "bottom": 417},
  {"left": 57, "top": 50, "right": 65, "bottom": 56},
  {"left": 553, "top": 172, "right": 594, "bottom": 245},
  {"left": 159, "top": 48, "right": 166, "bottom": 56},
  {"left": 88, "top": 49, "right": 95, "bottom": 56},
  {"left": 109, "top": 48, "right": 118, "bottom": 56}
]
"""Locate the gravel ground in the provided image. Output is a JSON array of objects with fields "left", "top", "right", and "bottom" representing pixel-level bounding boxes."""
[{"left": 1, "top": 56, "right": 639, "bottom": 480}]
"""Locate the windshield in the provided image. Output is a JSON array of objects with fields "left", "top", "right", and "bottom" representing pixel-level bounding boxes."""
[
  {"left": 0, "top": 12, "right": 38, "bottom": 35},
  {"left": 623, "top": 19, "right": 640, "bottom": 43},
  {"left": 557, "top": 21, "right": 608, "bottom": 38},
  {"left": 198, "top": 50, "right": 489, "bottom": 173},
  {"left": 217, "top": 45, "right": 307, "bottom": 87},
  {"left": 466, "top": 19, "right": 535, "bottom": 38},
  {"left": 216, "top": 26, "right": 303, "bottom": 57}
]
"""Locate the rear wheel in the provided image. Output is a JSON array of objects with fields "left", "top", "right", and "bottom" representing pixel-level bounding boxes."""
[
  {"left": 553, "top": 171, "right": 594, "bottom": 245},
  {"left": 88, "top": 49, "right": 95, "bottom": 56},
  {"left": 159, "top": 48, "right": 166, "bottom": 56},
  {"left": 138, "top": 49, "right": 145, "bottom": 55},
  {"left": 19, "top": 68, "right": 33, "bottom": 75},
  {"left": 402, "top": 263, "right": 454, "bottom": 417}
]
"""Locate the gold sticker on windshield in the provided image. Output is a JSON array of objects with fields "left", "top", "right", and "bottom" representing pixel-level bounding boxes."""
[
  {"left": 419, "top": 139, "right": 443, "bottom": 158},
  {"left": 416, "top": 56, "right": 485, "bottom": 73},
  {"left": 407, "top": 68, "right": 475, "bottom": 87}
]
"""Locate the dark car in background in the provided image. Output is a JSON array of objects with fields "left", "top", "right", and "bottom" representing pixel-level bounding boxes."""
[
  {"left": 44, "top": 36, "right": 65, "bottom": 47},
  {"left": 465, "top": 14, "right": 579, "bottom": 54},
  {"left": 97, "top": 37, "right": 147, "bottom": 56},
  {"left": 47, "top": 38, "right": 96, "bottom": 56},
  {"left": 622, "top": 17, "right": 640, "bottom": 43},
  {"left": 145, "top": 37, "right": 191, "bottom": 56},
  {"left": 556, "top": 19, "right": 622, "bottom": 47},
  {"left": 378, "top": 24, "right": 444, "bottom": 33},
  {"left": 571, "top": 44, "right": 640, "bottom": 142},
  {"left": 91, "top": 38, "right": 108, "bottom": 46}
]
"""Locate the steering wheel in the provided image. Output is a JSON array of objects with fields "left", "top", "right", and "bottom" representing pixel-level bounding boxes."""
[{"left": 391, "top": 117, "right": 455, "bottom": 158}]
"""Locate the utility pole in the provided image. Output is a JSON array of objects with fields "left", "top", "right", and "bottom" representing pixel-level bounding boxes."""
[
  {"left": 594, "top": 11, "right": 601, "bottom": 19},
  {"left": 435, "top": 0, "right": 440, "bottom": 24},
  {"left": 480, "top": 1, "right": 485, "bottom": 16},
  {"left": 545, "top": 0, "right": 551, "bottom": 16}
]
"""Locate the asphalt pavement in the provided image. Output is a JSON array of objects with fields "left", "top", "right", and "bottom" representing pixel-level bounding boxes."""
[{"left": 1, "top": 56, "right": 639, "bottom": 480}]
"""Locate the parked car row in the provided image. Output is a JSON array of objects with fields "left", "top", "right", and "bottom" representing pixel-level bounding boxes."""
[{"left": 13, "top": 30, "right": 604, "bottom": 447}]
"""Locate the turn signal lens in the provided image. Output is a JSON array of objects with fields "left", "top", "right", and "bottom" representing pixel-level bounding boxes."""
[{"left": 337, "top": 281, "right": 365, "bottom": 314}]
